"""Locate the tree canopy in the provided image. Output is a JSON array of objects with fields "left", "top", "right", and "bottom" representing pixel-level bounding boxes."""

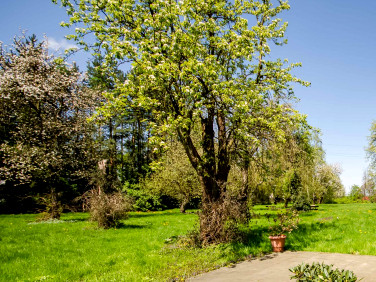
[{"left": 0, "top": 35, "right": 98, "bottom": 215}]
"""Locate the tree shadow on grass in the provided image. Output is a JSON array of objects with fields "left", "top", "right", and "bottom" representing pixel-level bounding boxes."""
[
  {"left": 223, "top": 219, "right": 342, "bottom": 260},
  {"left": 115, "top": 222, "right": 150, "bottom": 229},
  {"left": 129, "top": 211, "right": 193, "bottom": 219},
  {"left": 216, "top": 225, "right": 272, "bottom": 260},
  {"left": 62, "top": 218, "right": 88, "bottom": 222},
  {"left": 286, "top": 221, "right": 343, "bottom": 251}
]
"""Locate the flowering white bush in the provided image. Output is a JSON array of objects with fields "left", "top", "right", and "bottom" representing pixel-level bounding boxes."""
[{"left": 0, "top": 35, "right": 99, "bottom": 216}]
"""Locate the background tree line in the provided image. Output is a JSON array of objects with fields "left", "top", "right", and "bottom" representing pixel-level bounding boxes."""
[{"left": 0, "top": 35, "right": 344, "bottom": 217}]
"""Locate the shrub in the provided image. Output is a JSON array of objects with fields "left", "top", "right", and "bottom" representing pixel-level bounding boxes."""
[
  {"left": 123, "top": 183, "right": 165, "bottom": 211},
  {"left": 370, "top": 195, "right": 376, "bottom": 203},
  {"left": 81, "top": 189, "right": 131, "bottom": 228},
  {"left": 199, "top": 196, "right": 249, "bottom": 245},
  {"left": 37, "top": 189, "right": 63, "bottom": 220},
  {"left": 292, "top": 193, "right": 311, "bottom": 211},
  {"left": 290, "top": 262, "right": 358, "bottom": 281},
  {"left": 334, "top": 197, "right": 362, "bottom": 204}
]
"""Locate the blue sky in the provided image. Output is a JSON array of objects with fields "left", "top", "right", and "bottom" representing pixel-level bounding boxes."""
[{"left": 2, "top": 0, "right": 375, "bottom": 193}]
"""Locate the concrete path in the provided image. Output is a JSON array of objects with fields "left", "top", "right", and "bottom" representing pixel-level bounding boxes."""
[{"left": 189, "top": 251, "right": 376, "bottom": 281}]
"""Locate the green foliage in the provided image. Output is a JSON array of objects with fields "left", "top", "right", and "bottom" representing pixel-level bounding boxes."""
[
  {"left": 289, "top": 262, "right": 358, "bottom": 282},
  {"left": 86, "top": 55, "right": 152, "bottom": 186},
  {"left": 349, "top": 185, "right": 363, "bottom": 200},
  {"left": 282, "top": 170, "right": 302, "bottom": 207},
  {"left": 292, "top": 192, "right": 311, "bottom": 211},
  {"left": 260, "top": 129, "right": 345, "bottom": 206},
  {"left": 123, "top": 183, "right": 165, "bottom": 211},
  {"left": 311, "top": 163, "right": 344, "bottom": 204},
  {"left": 247, "top": 125, "right": 319, "bottom": 206},
  {"left": 334, "top": 196, "right": 360, "bottom": 204},
  {"left": 144, "top": 140, "right": 201, "bottom": 213}
]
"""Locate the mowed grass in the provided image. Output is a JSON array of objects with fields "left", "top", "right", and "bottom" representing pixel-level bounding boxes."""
[
  {"left": 289, "top": 203, "right": 376, "bottom": 255},
  {"left": 251, "top": 203, "right": 376, "bottom": 255},
  {"left": 1, "top": 203, "right": 376, "bottom": 281},
  {"left": 0, "top": 210, "right": 257, "bottom": 281}
]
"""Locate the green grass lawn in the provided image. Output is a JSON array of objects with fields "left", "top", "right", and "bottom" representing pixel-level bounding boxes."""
[
  {"left": 252, "top": 203, "right": 376, "bottom": 255},
  {"left": 1, "top": 203, "right": 376, "bottom": 281}
]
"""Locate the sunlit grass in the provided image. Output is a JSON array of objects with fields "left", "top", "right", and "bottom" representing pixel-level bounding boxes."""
[
  {"left": 0, "top": 210, "right": 258, "bottom": 281},
  {"left": 289, "top": 203, "right": 376, "bottom": 255},
  {"left": 250, "top": 203, "right": 376, "bottom": 255},
  {"left": 1, "top": 204, "right": 376, "bottom": 281}
]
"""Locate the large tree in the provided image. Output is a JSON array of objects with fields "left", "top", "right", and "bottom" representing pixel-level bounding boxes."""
[
  {"left": 55, "top": 0, "right": 309, "bottom": 243},
  {"left": 245, "top": 124, "right": 316, "bottom": 206},
  {"left": 0, "top": 35, "right": 98, "bottom": 216},
  {"left": 310, "top": 163, "right": 344, "bottom": 204}
]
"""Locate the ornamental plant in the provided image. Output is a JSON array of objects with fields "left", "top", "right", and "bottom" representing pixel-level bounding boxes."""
[
  {"left": 267, "top": 210, "right": 299, "bottom": 237},
  {"left": 289, "top": 262, "right": 358, "bottom": 282},
  {"left": 0, "top": 34, "right": 99, "bottom": 217}
]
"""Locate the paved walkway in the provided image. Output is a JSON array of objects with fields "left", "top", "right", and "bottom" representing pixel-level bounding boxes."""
[{"left": 189, "top": 251, "right": 376, "bottom": 281}]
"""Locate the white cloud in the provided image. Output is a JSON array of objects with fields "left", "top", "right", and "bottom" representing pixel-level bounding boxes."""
[{"left": 47, "top": 37, "right": 77, "bottom": 51}]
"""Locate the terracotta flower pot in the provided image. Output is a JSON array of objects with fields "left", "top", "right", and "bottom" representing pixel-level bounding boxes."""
[{"left": 269, "top": 235, "right": 286, "bottom": 252}]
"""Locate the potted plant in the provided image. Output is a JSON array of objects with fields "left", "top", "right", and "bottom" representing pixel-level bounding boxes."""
[{"left": 267, "top": 210, "right": 299, "bottom": 252}]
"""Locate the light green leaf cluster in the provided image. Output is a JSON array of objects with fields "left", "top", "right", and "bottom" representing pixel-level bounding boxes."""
[{"left": 367, "top": 121, "right": 376, "bottom": 167}]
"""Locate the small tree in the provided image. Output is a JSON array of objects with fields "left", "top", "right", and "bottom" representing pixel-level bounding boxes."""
[
  {"left": 349, "top": 184, "right": 362, "bottom": 200},
  {"left": 367, "top": 121, "right": 376, "bottom": 169},
  {"left": 144, "top": 140, "right": 201, "bottom": 213},
  {"left": 310, "top": 163, "right": 344, "bottom": 204}
]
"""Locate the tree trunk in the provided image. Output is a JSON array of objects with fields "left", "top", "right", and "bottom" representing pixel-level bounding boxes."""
[
  {"left": 239, "top": 159, "right": 250, "bottom": 221},
  {"left": 48, "top": 188, "right": 61, "bottom": 220},
  {"left": 180, "top": 197, "right": 189, "bottom": 213},
  {"left": 284, "top": 198, "right": 290, "bottom": 208},
  {"left": 176, "top": 111, "right": 232, "bottom": 244},
  {"left": 200, "top": 175, "right": 221, "bottom": 204},
  {"left": 198, "top": 164, "right": 230, "bottom": 245}
]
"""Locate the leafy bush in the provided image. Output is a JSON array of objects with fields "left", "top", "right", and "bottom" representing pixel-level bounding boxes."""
[
  {"left": 123, "top": 183, "right": 165, "bottom": 211},
  {"left": 334, "top": 197, "right": 363, "bottom": 204},
  {"left": 369, "top": 195, "right": 376, "bottom": 203},
  {"left": 292, "top": 193, "right": 311, "bottom": 211},
  {"left": 290, "top": 262, "right": 358, "bottom": 281}
]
